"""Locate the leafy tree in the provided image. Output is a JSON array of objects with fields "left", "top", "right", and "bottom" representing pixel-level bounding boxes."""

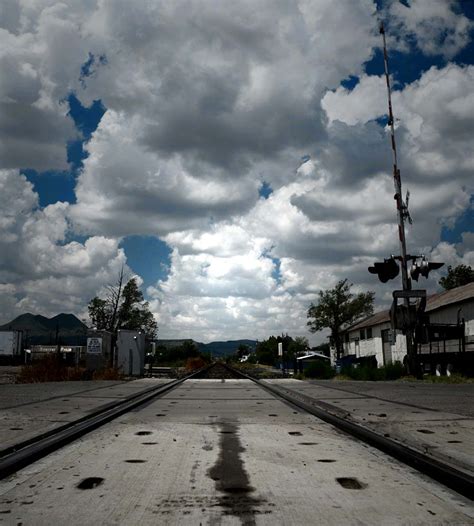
[
  {"left": 154, "top": 340, "right": 201, "bottom": 365},
  {"left": 313, "top": 342, "right": 330, "bottom": 356},
  {"left": 307, "top": 279, "right": 374, "bottom": 360},
  {"left": 255, "top": 336, "right": 279, "bottom": 366},
  {"left": 107, "top": 266, "right": 125, "bottom": 335},
  {"left": 255, "top": 334, "right": 294, "bottom": 366},
  {"left": 117, "top": 278, "right": 158, "bottom": 338},
  {"left": 87, "top": 275, "right": 158, "bottom": 338},
  {"left": 180, "top": 340, "right": 199, "bottom": 358},
  {"left": 237, "top": 344, "right": 250, "bottom": 359},
  {"left": 88, "top": 297, "right": 110, "bottom": 331},
  {"left": 439, "top": 264, "right": 474, "bottom": 290},
  {"left": 288, "top": 337, "right": 309, "bottom": 358},
  {"left": 246, "top": 353, "right": 257, "bottom": 364},
  {"left": 87, "top": 268, "right": 125, "bottom": 332}
]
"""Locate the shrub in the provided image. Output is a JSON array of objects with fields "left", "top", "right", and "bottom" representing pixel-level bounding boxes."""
[
  {"left": 16, "top": 355, "right": 86, "bottom": 383},
  {"left": 304, "top": 360, "right": 335, "bottom": 379},
  {"left": 423, "top": 374, "right": 473, "bottom": 384},
  {"left": 383, "top": 361, "right": 405, "bottom": 380},
  {"left": 185, "top": 356, "right": 207, "bottom": 371},
  {"left": 92, "top": 367, "right": 123, "bottom": 380},
  {"left": 340, "top": 361, "right": 405, "bottom": 381}
]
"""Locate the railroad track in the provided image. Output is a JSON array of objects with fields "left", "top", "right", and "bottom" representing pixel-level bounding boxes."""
[
  {"left": 1, "top": 362, "right": 472, "bottom": 501},
  {"left": 0, "top": 364, "right": 213, "bottom": 479},
  {"left": 224, "top": 363, "right": 474, "bottom": 500}
]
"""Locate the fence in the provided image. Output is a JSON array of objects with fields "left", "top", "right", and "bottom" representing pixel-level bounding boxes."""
[{"left": 26, "top": 345, "right": 87, "bottom": 365}]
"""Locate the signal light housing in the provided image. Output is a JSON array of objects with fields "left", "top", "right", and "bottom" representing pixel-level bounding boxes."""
[
  {"left": 368, "top": 257, "right": 400, "bottom": 283},
  {"left": 410, "top": 258, "right": 444, "bottom": 281}
]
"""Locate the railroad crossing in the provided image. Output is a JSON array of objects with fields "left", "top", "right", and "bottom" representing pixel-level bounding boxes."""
[{"left": 0, "top": 365, "right": 472, "bottom": 525}]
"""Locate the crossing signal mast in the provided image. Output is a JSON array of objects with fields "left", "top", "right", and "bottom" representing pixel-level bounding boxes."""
[{"left": 368, "top": 22, "right": 443, "bottom": 377}]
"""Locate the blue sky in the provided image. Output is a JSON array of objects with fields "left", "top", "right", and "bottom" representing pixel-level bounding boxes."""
[{"left": 2, "top": 0, "right": 473, "bottom": 341}]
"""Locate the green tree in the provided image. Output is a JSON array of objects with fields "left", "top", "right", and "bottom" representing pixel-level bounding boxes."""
[
  {"left": 87, "top": 267, "right": 125, "bottom": 332},
  {"left": 154, "top": 340, "right": 200, "bottom": 365},
  {"left": 255, "top": 334, "right": 294, "bottom": 366},
  {"left": 88, "top": 297, "right": 110, "bottom": 331},
  {"left": 117, "top": 278, "right": 158, "bottom": 338},
  {"left": 439, "top": 264, "right": 474, "bottom": 290},
  {"left": 313, "top": 342, "right": 330, "bottom": 356},
  {"left": 255, "top": 336, "right": 279, "bottom": 366},
  {"left": 288, "top": 337, "right": 309, "bottom": 359},
  {"left": 237, "top": 344, "right": 250, "bottom": 359},
  {"left": 307, "top": 279, "right": 374, "bottom": 360},
  {"left": 87, "top": 276, "right": 158, "bottom": 339}
]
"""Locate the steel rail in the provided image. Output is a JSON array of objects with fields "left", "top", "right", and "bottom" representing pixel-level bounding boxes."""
[
  {"left": 225, "top": 364, "right": 474, "bottom": 501},
  {"left": 0, "top": 364, "right": 212, "bottom": 480}
]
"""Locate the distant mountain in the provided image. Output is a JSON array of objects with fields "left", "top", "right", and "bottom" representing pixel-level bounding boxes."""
[
  {"left": 199, "top": 339, "right": 257, "bottom": 357},
  {"left": 155, "top": 339, "right": 257, "bottom": 357},
  {"left": 49, "top": 313, "right": 85, "bottom": 330},
  {"left": 156, "top": 339, "right": 197, "bottom": 349},
  {"left": 0, "top": 313, "right": 87, "bottom": 345},
  {"left": 0, "top": 313, "right": 49, "bottom": 332}
]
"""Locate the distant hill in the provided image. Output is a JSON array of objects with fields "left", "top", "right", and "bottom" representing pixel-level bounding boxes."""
[
  {"left": 0, "top": 317, "right": 258, "bottom": 352},
  {"left": 0, "top": 313, "right": 87, "bottom": 345},
  {"left": 156, "top": 339, "right": 257, "bottom": 357},
  {"left": 156, "top": 339, "right": 197, "bottom": 349},
  {"left": 199, "top": 340, "right": 257, "bottom": 357}
]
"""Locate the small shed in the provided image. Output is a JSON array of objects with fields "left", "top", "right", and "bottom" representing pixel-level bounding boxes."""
[
  {"left": 116, "top": 330, "right": 146, "bottom": 376},
  {"left": 296, "top": 351, "right": 330, "bottom": 373},
  {"left": 86, "top": 330, "right": 113, "bottom": 372}
]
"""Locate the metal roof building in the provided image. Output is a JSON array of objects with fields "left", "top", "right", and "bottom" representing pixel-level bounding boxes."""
[{"left": 333, "top": 282, "right": 474, "bottom": 370}]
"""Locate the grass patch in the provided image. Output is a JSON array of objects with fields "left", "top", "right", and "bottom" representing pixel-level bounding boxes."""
[
  {"left": 233, "top": 362, "right": 284, "bottom": 379},
  {"left": 422, "top": 374, "right": 474, "bottom": 384}
]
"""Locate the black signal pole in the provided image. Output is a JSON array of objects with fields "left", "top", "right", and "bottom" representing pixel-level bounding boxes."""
[
  {"left": 380, "top": 23, "right": 410, "bottom": 292},
  {"left": 379, "top": 22, "right": 419, "bottom": 377}
]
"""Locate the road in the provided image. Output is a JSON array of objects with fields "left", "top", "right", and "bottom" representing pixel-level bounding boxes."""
[{"left": 0, "top": 378, "right": 472, "bottom": 525}]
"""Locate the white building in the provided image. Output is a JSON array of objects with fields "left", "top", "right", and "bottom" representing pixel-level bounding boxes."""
[
  {"left": 332, "top": 282, "right": 474, "bottom": 369},
  {"left": 0, "top": 331, "right": 22, "bottom": 359},
  {"left": 116, "top": 329, "right": 146, "bottom": 376},
  {"left": 334, "top": 311, "right": 407, "bottom": 367}
]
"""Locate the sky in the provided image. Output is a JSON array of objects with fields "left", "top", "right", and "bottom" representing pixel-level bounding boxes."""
[{"left": 0, "top": 0, "right": 473, "bottom": 344}]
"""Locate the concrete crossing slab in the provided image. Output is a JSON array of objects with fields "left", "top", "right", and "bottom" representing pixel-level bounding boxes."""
[
  {"left": 0, "top": 381, "right": 126, "bottom": 409},
  {"left": 262, "top": 378, "right": 474, "bottom": 478},
  {"left": 0, "top": 379, "right": 172, "bottom": 452},
  {"left": 0, "top": 379, "right": 472, "bottom": 525}
]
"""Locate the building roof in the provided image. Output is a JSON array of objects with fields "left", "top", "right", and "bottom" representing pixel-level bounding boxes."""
[
  {"left": 346, "top": 310, "right": 390, "bottom": 333},
  {"left": 425, "top": 281, "right": 474, "bottom": 313},
  {"left": 343, "top": 282, "right": 474, "bottom": 334},
  {"left": 296, "top": 351, "right": 330, "bottom": 361}
]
